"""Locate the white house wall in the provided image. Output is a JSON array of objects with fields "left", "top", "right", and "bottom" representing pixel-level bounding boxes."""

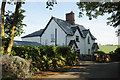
[
  {"left": 85, "top": 33, "right": 95, "bottom": 54},
  {"left": 119, "top": 35, "right": 120, "bottom": 46},
  {"left": 67, "top": 29, "right": 85, "bottom": 54},
  {"left": 74, "top": 29, "right": 85, "bottom": 54},
  {"left": 41, "top": 19, "right": 66, "bottom": 46},
  {"left": 22, "top": 36, "right": 41, "bottom": 43},
  {"left": 67, "top": 35, "right": 73, "bottom": 45},
  {"left": 67, "top": 30, "right": 95, "bottom": 54},
  {"left": 118, "top": 25, "right": 120, "bottom": 46}
]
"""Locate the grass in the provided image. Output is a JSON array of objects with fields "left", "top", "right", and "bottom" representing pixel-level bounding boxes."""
[{"left": 98, "top": 45, "right": 118, "bottom": 53}]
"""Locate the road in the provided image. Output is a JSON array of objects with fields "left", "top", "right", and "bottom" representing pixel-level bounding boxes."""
[{"left": 42, "top": 62, "right": 120, "bottom": 79}]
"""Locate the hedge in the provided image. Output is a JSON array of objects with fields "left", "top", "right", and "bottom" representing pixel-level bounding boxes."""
[{"left": 11, "top": 45, "right": 79, "bottom": 72}]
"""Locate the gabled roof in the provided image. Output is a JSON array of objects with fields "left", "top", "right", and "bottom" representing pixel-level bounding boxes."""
[
  {"left": 82, "top": 29, "right": 89, "bottom": 37},
  {"left": 53, "top": 17, "right": 74, "bottom": 35},
  {"left": 68, "top": 40, "right": 78, "bottom": 48},
  {"left": 21, "top": 29, "right": 44, "bottom": 38},
  {"left": 82, "top": 29, "right": 96, "bottom": 40},
  {"left": 22, "top": 16, "right": 96, "bottom": 40},
  {"left": 13, "top": 40, "right": 41, "bottom": 47}
]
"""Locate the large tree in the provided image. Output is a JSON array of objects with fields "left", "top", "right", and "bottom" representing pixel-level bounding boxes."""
[
  {"left": 76, "top": 2, "right": 120, "bottom": 27},
  {"left": 1, "top": 0, "right": 56, "bottom": 55},
  {"left": 4, "top": 9, "right": 26, "bottom": 53},
  {"left": 1, "top": 0, "right": 24, "bottom": 55},
  {"left": 6, "top": 1, "right": 22, "bottom": 55},
  {"left": 1, "top": 0, "right": 6, "bottom": 54}
]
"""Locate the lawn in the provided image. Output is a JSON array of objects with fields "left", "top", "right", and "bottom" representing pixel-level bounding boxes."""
[{"left": 98, "top": 45, "right": 118, "bottom": 53}]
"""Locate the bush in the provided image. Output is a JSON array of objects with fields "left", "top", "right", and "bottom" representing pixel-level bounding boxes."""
[
  {"left": 11, "top": 45, "right": 78, "bottom": 72},
  {"left": 94, "top": 51, "right": 105, "bottom": 55},
  {"left": 110, "top": 48, "right": 120, "bottom": 61},
  {"left": 115, "top": 48, "right": 120, "bottom": 54}
]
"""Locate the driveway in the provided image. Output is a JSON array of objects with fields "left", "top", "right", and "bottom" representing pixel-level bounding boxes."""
[{"left": 41, "top": 61, "right": 120, "bottom": 79}]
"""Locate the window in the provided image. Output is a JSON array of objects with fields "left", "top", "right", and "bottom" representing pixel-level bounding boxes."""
[
  {"left": 45, "top": 39, "right": 48, "bottom": 45},
  {"left": 88, "top": 49, "right": 90, "bottom": 54},
  {"left": 76, "top": 36, "right": 79, "bottom": 42},
  {"left": 88, "top": 36, "right": 90, "bottom": 44},
  {"left": 51, "top": 34, "right": 55, "bottom": 42}
]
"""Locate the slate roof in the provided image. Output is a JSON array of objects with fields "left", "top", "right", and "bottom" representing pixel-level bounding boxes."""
[
  {"left": 53, "top": 17, "right": 96, "bottom": 39},
  {"left": 22, "top": 16, "right": 96, "bottom": 40},
  {"left": 82, "top": 30, "right": 89, "bottom": 37},
  {"left": 13, "top": 40, "right": 41, "bottom": 47},
  {"left": 22, "top": 29, "right": 44, "bottom": 38},
  {"left": 53, "top": 17, "right": 74, "bottom": 35}
]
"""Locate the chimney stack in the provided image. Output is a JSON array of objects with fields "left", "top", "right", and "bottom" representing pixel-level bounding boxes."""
[{"left": 66, "top": 11, "right": 75, "bottom": 25}]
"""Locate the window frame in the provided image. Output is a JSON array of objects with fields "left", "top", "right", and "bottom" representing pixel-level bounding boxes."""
[
  {"left": 76, "top": 36, "right": 79, "bottom": 42},
  {"left": 88, "top": 36, "right": 90, "bottom": 44}
]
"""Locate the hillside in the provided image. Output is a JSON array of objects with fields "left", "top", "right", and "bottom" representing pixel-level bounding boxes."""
[{"left": 98, "top": 45, "right": 118, "bottom": 53}]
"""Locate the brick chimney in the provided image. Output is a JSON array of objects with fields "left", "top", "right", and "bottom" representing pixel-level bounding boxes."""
[{"left": 66, "top": 11, "right": 75, "bottom": 25}]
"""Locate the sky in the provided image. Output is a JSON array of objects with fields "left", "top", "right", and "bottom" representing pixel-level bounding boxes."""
[{"left": 3, "top": 1, "right": 118, "bottom": 45}]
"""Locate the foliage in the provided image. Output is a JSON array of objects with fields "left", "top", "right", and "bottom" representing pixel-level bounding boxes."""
[
  {"left": 5, "top": 9, "right": 26, "bottom": 38},
  {"left": 56, "top": 46, "right": 71, "bottom": 57},
  {"left": 76, "top": 2, "right": 120, "bottom": 27},
  {"left": 1, "top": 0, "right": 26, "bottom": 55},
  {"left": 11, "top": 46, "right": 79, "bottom": 72},
  {"left": 4, "top": 9, "right": 26, "bottom": 52},
  {"left": 95, "top": 47, "right": 120, "bottom": 62},
  {"left": 46, "top": 0, "right": 57, "bottom": 10},
  {"left": 94, "top": 51, "right": 105, "bottom": 55},
  {"left": 114, "top": 48, "right": 120, "bottom": 54}
]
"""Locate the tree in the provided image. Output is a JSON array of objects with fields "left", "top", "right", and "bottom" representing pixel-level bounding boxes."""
[
  {"left": 76, "top": 2, "right": 120, "bottom": 27},
  {"left": 1, "top": 0, "right": 57, "bottom": 55},
  {"left": 1, "top": 0, "right": 25, "bottom": 55},
  {"left": 4, "top": 10, "right": 26, "bottom": 52},
  {"left": 1, "top": 0, "right": 6, "bottom": 54},
  {"left": 6, "top": 1, "right": 23, "bottom": 55}
]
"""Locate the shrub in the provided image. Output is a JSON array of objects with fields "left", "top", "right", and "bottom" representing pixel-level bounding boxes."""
[
  {"left": 115, "top": 48, "right": 120, "bottom": 54},
  {"left": 11, "top": 45, "right": 78, "bottom": 72},
  {"left": 94, "top": 51, "right": 105, "bottom": 55}
]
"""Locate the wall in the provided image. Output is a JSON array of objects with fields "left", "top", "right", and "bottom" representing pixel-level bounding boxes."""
[
  {"left": 67, "top": 29, "right": 85, "bottom": 54},
  {"left": 84, "top": 33, "right": 95, "bottom": 54},
  {"left": 41, "top": 19, "right": 66, "bottom": 46},
  {"left": 118, "top": 25, "right": 120, "bottom": 46}
]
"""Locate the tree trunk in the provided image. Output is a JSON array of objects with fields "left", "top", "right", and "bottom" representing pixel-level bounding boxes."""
[
  {"left": 7, "top": 1, "right": 22, "bottom": 55},
  {"left": 6, "top": 26, "right": 15, "bottom": 55},
  {"left": 1, "top": 0, "right": 6, "bottom": 54}
]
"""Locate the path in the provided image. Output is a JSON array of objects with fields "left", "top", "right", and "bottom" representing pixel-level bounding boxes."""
[{"left": 42, "top": 61, "right": 120, "bottom": 79}]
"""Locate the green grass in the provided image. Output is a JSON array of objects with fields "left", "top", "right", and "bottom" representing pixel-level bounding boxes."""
[{"left": 98, "top": 45, "right": 118, "bottom": 53}]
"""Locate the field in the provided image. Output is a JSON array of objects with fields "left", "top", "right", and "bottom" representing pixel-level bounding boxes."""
[{"left": 98, "top": 45, "right": 118, "bottom": 53}]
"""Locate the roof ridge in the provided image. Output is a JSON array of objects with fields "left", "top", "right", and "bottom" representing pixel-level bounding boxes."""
[{"left": 52, "top": 16, "right": 72, "bottom": 25}]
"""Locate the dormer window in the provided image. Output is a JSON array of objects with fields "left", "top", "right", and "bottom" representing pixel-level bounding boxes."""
[
  {"left": 88, "top": 36, "right": 90, "bottom": 44},
  {"left": 76, "top": 36, "right": 79, "bottom": 42}
]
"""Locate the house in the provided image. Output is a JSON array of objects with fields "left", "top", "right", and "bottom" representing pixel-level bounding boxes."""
[
  {"left": 118, "top": 25, "right": 120, "bottom": 46},
  {"left": 22, "top": 11, "right": 99, "bottom": 54}
]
